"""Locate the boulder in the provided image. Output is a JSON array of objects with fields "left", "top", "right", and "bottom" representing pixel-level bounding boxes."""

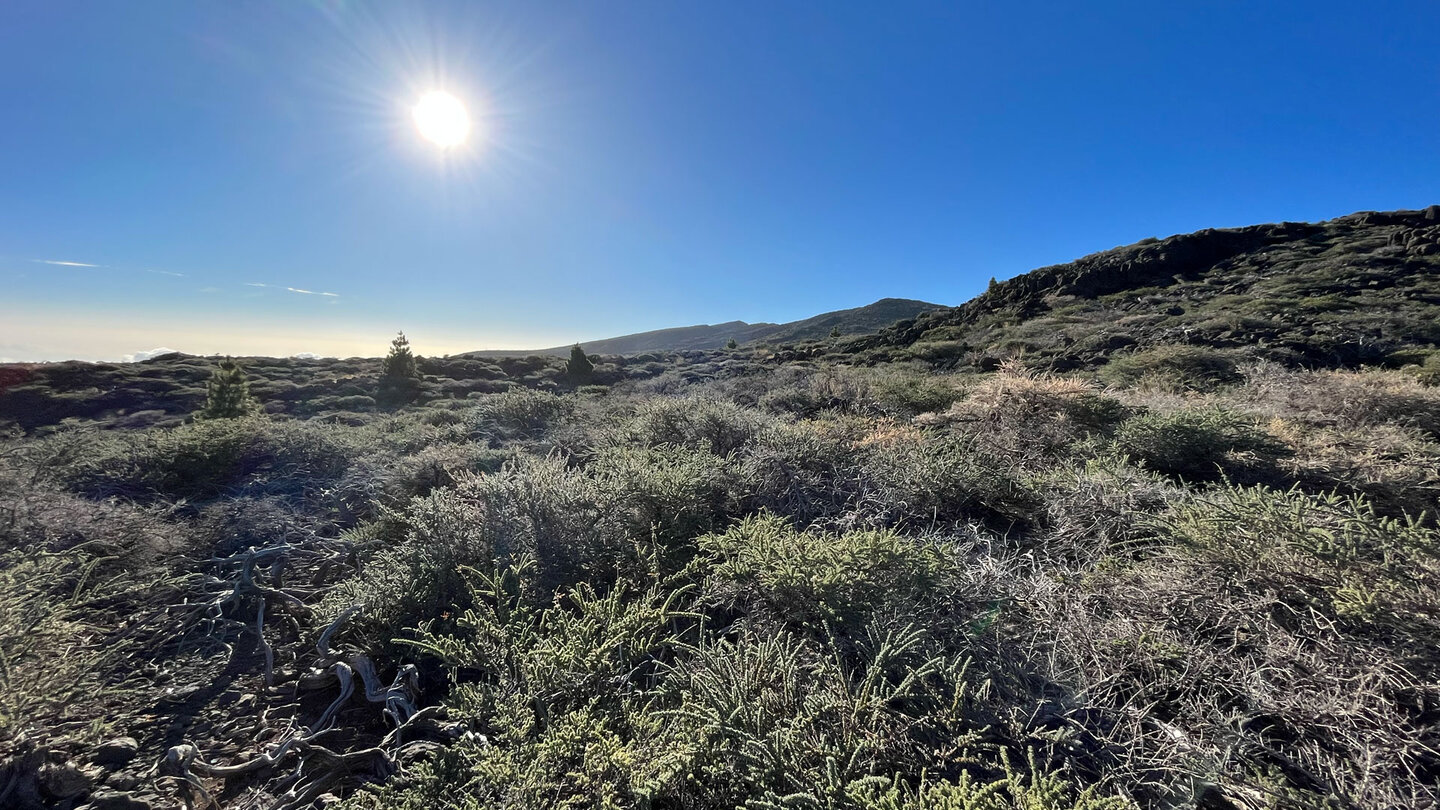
[{"left": 92, "top": 737, "right": 139, "bottom": 768}]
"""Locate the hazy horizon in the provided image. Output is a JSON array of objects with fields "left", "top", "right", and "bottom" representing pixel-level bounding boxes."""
[
  {"left": 5, "top": 1, "right": 1438, "bottom": 362},
  {"left": 0, "top": 294, "right": 937, "bottom": 363}
]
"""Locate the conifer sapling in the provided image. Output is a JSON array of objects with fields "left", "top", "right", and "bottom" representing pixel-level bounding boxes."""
[
  {"left": 197, "top": 357, "right": 256, "bottom": 419},
  {"left": 378, "top": 331, "right": 422, "bottom": 405},
  {"left": 567, "top": 343, "right": 594, "bottom": 379}
]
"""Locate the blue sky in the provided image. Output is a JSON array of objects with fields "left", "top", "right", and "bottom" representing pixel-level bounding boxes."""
[{"left": 2, "top": 1, "right": 1437, "bottom": 361}]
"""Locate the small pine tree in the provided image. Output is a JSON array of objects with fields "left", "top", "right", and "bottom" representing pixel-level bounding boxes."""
[
  {"left": 377, "top": 331, "right": 421, "bottom": 405},
  {"left": 197, "top": 357, "right": 256, "bottom": 420},
  {"left": 567, "top": 344, "right": 594, "bottom": 379},
  {"left": 382, "top": 331, "right": 418, "bottom": 380},
  {"left": 726, "top": 338, "right": 738, "bottom": 350},
  {"left": 829, "top": 326, "right": 842, "bottom": 339}
]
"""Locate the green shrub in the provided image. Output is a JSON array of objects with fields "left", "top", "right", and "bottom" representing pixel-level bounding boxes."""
[
  {"left": 1113, "top": 407, "right": 1286, "bottom": 479},
  {"left": 665, "top": 624, "right": 999, "bottom": 808},
  {"left": 862, "top": 431, "right": 1038, "bottom": 530},
  {"left": 869, "top": 369, "right": 965, "bottom": 415},
  {"left": 324, "top": 453, "right": 630, "bottom": 641},
  {"left": 698, "top": 513, "right": 949, "bottom": 631},
  {"left": 624, "top": 396, "right": 773, "bottom": 456},
  {"left": 1101, "top": 345, "right": 1242, "bottom": 391},
  {"left": 1154, "top": 484, "right": 1439, "bottom": 631},
  {"left": 844, "top": 753, "right": 1133, "bottom": 810},
  {"left": 588, "top": 444, "right": 736, "bottom": 557},
  {"left": 328, "top": 394, "right": 377, "bottom": 410},
  {"left": 1033, "top": 456, "right": 1178, "bottom": 561},
  {"left": 0, "top": 547, "right": 128, "bottom": 749},
  {"left": 566, "top": 344, "right": 595, "bottom": 379},
  {"left": 468, "top": 389, "right": 571, "bottom": 439},
  {"left": 908, "top": 340, "right": 969, "bottom": 363},
  {"left": 934, "top": 363, "right": 1128, "bottom": 453},
  {"left": 378, "top": 332, "right": 422, "bottom": 406},
  {"left": 355, "top": 569, "right": 691, "bottom": 809},
  {"left": 756, "top": 371, "right": 864, "bottom": 417},
  {"left": 195, "top": 358, "right": 258, "bottom": 419},
  {"left": 735, "top": 419, "right": 867, "bottom": 528},
  {"left": 53, "top": 417, "right": 361, "bottom": 502},
  {"left": 1406, "top": 351, "right": 1440, "bottom": 387}
]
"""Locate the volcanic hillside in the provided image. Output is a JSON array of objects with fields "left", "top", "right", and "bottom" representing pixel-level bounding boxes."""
[{"left": 851, "top": 206, "right": 1440, "bottom": 372}]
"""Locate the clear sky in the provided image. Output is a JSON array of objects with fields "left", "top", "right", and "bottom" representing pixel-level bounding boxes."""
[{"left": 2, "top": 1, "right": 1437, "bottom": 361}]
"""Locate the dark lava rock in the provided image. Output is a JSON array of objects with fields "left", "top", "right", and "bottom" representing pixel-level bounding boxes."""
[
  {"left": 92, "top": 737, "right": 139, "bottom": 768},
  {"left": 81, "top": 789, "right": 154, "bottom": 810},
  {"left": 39, "top": 759, "right": 92, "bottom": 799}
]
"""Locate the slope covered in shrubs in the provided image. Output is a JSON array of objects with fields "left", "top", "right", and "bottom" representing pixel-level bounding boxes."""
[{"left": 2, "top": 358, "right": 1438, "bottom": 809}]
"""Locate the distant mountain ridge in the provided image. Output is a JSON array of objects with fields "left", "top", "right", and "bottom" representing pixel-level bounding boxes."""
[{"left": 460, "top": 297, "right": 941, "bottom": 357}]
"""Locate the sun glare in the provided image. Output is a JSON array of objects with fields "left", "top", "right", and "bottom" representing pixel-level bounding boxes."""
[{"left": 412, "top": 91, "right": 471, "bottom": 148}]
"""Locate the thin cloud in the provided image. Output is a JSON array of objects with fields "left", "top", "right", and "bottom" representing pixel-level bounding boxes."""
[
  {"left": 35, "top": 259, "right": 183, "bottom": 277},
  {"left": 36, "top": 259, "right": 101, "bottom": 267},
  {"left": 245, "top": 281, "right": 339, "bottom": 297}
]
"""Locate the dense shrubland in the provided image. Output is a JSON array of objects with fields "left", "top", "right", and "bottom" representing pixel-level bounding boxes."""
[{"left": 1, "top": 354, "right": 1437, "bottom": 810}]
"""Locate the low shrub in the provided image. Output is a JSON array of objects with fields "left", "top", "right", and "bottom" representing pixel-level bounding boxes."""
[
  {"left": 908, "top": 340, "right": 969, "bottom": 363},
  {"left": 51, "top": 416, "right": 362, "bottom": 502},
  {"left": 869, "top": 368, "right": 965, "bottom": 415},
  {"left": 1032, "top": 456, "right": 1178, "bottom": 561},
  {"left": 468, "top": 389, "right": 571, "bottom": 439},
  {"left": 329, "top": 394, "right": 377, "bottom": 410},
  {"left": 1101, "top": 345, "right": 1242, "bottom": 392},
  {"left": 587, "top": 444, "right": 736, "bottom": 562},
  {"left": 862, "top": 429, "right": 1039, "bottom": 531},
  {"left": 1113, "top": 406, "right": 1287, "bottom": 479},
  {"left": 932, "top": 361, "right": 1128, "bottom": 450},
  {"left": 0, "top": 547, "right": 126, "bottom": 750},
  {"left": 735, "top": 418, "right": 868, "bottom": 528},
  {"left": 756, "top": 366, "right": 871, "bottom": 416},
  {"left": 699, "top": 513, "right": 949, "bottom": 631},
  {"left": 1405, "top": 351, "right": 1440, "bottom": 386},
  {"left": 623, "top": 395, "right": 774, "bottom": 456},
  {"left": 1155, "top": 483, "right": 1439, "bottom": 633}
]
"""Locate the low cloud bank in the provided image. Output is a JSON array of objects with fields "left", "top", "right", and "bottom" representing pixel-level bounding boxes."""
[{"left": 121, "top": 347, "right": 180, "bottom": 363}]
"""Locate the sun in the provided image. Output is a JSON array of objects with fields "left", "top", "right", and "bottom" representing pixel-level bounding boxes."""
[{"left": 412, "top": 91, "right": 471, "bottom": 148}]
